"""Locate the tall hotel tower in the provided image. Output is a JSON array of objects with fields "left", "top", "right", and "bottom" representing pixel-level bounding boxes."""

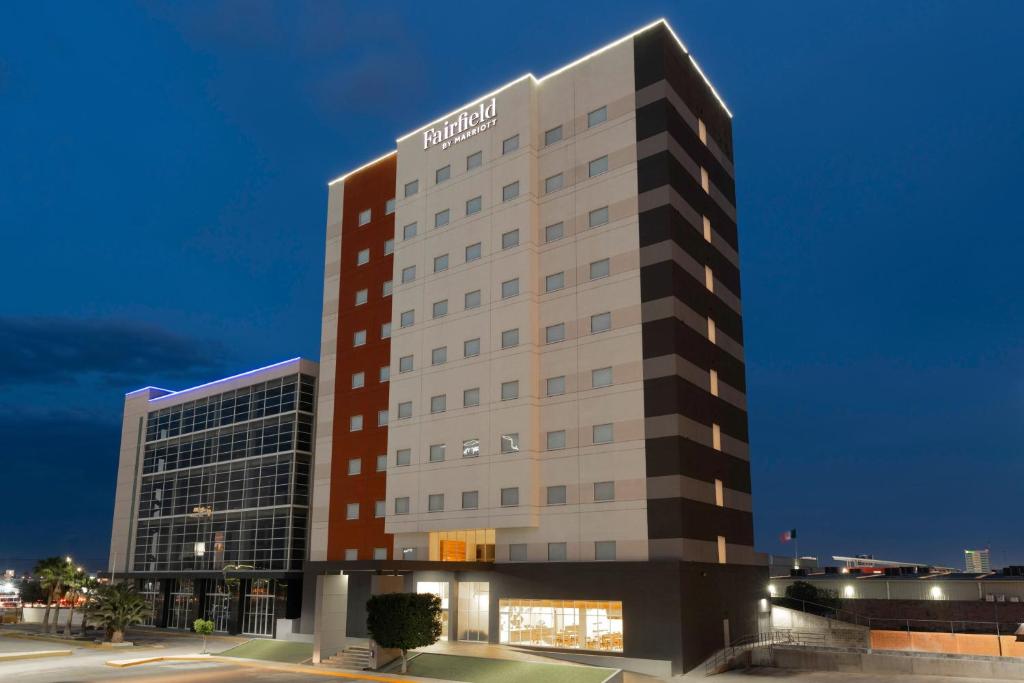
[{"left": 305, "top": 20, "right": 764, "bottom": 674}]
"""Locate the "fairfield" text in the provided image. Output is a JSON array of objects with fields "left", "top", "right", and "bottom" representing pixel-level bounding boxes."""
[{"left": 422, "top": 98, "right": 497, "bottom": 150}]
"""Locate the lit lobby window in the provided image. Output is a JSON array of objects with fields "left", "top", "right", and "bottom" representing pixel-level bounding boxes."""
[{"left": 499, "top": 599, "right": 623, "bottom": 652}]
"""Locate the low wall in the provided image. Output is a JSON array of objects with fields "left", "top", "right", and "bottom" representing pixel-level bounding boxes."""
[
  {"left": 771, "top": 606, "right": 869, "bottom": 648},
  {"left": 871, "top": 630, "right": 1024, "bottom": 658},
  {"left": 774, "top": 645, "right": 1024, "bottom": 680},
  {"left": 21, "top": 607, "right": 84, "bottom": 626}
]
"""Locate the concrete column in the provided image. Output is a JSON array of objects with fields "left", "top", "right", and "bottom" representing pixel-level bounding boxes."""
[{"left": 313, "top": 574, "right": 349, "bottom": 664}]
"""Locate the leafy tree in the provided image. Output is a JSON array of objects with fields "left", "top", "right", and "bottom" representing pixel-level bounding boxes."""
[
  {"left": 366, "top": 593, "right": 442, "bottom": 673},
  {"left": 18, "top": 578, "right": 47, "bottom": 605},
  {"left": 194, "top": 618, "right": 215, "bottom": 654},
  {"left": 784, "top": 580, "right": 843, "bottom": 613},
  {"left": 88, "top": 583, "right": 151, "bottom": 643}
]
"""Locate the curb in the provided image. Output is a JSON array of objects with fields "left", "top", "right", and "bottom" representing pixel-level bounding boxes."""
[
  {"left": 0, "top": 649, "right": 74, "bottom": 661},
  {"left": 105, "top": 654, "right": 427, "bottom": 681}
]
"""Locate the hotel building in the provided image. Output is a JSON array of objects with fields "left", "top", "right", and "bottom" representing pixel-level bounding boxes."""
[{"left": 303, "top": 19, "right": 765, "bottom": 675}]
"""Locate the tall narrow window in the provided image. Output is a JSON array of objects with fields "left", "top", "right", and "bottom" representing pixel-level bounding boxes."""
[
  {"left": 714, "top": 479, "right": 724, "bottom": 507},
  {"left": 385, "top": 198, "right": 396, "bottom": 215},
  {"left": 703, "top": 215, "right": 712, "bottom": 242},
  {"left": 698, "top": 118, "right": 707, "bottom": 144},
  {"left": 700, "top": 167, "right": 710, "bottom": 193},
  {"left": 708, "top": 317, "right": 717, "bottom": 344},
  {"left": 717, "top": 536, "right": 727, "bottom": 564},
  {"left": 710, "top": 369, "right": 719, "bottom": 397},
  {"left": 712, "top": 423, "right": 722, "bottom": 451},
  {"left": 705, "top": 265, "right": 714, "bottom": 292}
]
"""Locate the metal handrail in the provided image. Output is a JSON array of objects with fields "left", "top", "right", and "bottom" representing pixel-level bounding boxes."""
[{"left": 704, "top": 629, "right": 826, "bottom": 675}]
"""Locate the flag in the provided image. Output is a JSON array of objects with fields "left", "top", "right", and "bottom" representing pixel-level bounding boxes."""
[{"left": 780, "top": 528, "right": 797, "bottom": 543}]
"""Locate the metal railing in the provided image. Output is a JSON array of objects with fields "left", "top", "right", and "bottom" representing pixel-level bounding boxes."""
[{"left": 704, "top": 629, "right": 826, "bottom": 675}]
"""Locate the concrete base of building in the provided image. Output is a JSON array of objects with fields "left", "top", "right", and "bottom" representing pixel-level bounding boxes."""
[{"left": 773, "top": 645, "right": 1024, "bottom": 680}]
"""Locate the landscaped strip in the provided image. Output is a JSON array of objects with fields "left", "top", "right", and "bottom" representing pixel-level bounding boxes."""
[
  {"left": 395, "top": 653, "right": 615, "bottom": 683},
  {"left": 217, "top": 639, "right": 314, "bottom": 663}
]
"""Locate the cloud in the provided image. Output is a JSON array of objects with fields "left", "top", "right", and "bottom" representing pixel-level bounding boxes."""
[{"left": 0, "top": 317, "right": 225, "bottom": 387}]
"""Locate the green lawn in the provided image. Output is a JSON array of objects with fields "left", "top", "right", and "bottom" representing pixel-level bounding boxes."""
[
  {"left": 399, "top": 653, "right": 614, "bottom": 683},
  {"left": 216, "top": 639, "right": 313, "bottom": 663}
]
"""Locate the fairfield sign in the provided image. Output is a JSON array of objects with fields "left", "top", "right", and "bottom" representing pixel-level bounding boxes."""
[{"left": 422, "top": 98, "right": 497, "bottom": 150}]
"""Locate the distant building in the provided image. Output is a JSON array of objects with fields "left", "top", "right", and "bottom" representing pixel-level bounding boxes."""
[
  {"left": 965, "top": 548, "right": 991, "bottom": 573},
  {"left": 3, "top": 570, "right": 13, "bottom": 579}
]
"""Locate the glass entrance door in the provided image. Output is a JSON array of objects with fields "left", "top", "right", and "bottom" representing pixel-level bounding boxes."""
[
  {"left": 167, "top": 579, "right": 195, "bottom": 630},
  {"left": 242, "top": 579, "right": 275, "bottom": 636},
  {"left": 457, "top": 582, "right": 489, "bottom": 642},
  {"left": 203, "top": 580, "right": 230, "bottom": 632},
  {"left": 416, "top": 581, "right": 450, "bottom": 640}
]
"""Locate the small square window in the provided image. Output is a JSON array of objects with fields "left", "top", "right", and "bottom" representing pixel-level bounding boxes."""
[
  {"left": 500, "top": 433, "right": 519, "bottom": 454},
  {"left": 462, "top": 490, "right": 479, "bottom": 509},
  {"left": 403, "top": 222, "right": 418, "bottom": 240},
  {"left": 431, "top": 346, "right": 447, "bottom": 366},
  {"left": 594, "top": 481, "right": 615, "bottom": 502},
  {"left": 404, "top": 179, "right": 419, "bottom": 197},
  {"left": 385, "top": 198, "right": 396, "bottom": 215},
  {"left": 500, "top": 329, "right": 519, "bottom": 349},
  {"left": 591, "top": 312, "right": 611, "bottom": 334},
  {"left": 502, "top": 134, "right": 519, "bottom": 154},
  {"left": 429, "top": 443, "right": 446, "bottom": 463},
  {"left": 466, "top": 196, "right": 482, "bottom": 215},
  {"left": 384, "top": 238, "right": 394, "bottom": 255},
  {"left": 467, "top": 150, "right": 482, "bottom": 170},
  {"left": 593, "top": 423, "right": 614, "bottom": 444},
  {"left": 435, "top": 164, "right": 451, "bottom": 184},
  {"left": 395, "top": 496, "right": 410, "bottom": 514},
  {"left": 463, "top": 388, "right": 480, "bottom": 407},
  {"left": 353, "top": 330, "right": 366, "bottom": 346},
  {"left": 347, "top": 458, "right": 361, "bottom": 476},
  {"left": 377, "top": 409, "right": 388, "bottom": 426},
  {"left": 545, "top": 323, "right": 565, "bottom": 344},
  {"left": 544, "top": 126, "right": 563, "bottom": 146},
  {"left": 548, "top": 542, "right": 567, "bottom": 561},
  {"left": 501, "top": 278, "right": 519, "bottom": 299},
  {"left": 501, "top": 229, "right": 519, "bottom": 250},
  {"left": 346, "top": 503, "right": 359, "bottom": 520},
  {"left": 382, "top": 280, "right": 393, "bottom": 297},
  {"left": 430, "top": 394, "right": 446, "bottom": 414},
  {"left": 589, "top": 206, "right": 610, "bottom": 228},
  {"left": 357, "top": 248, "right": 370, "bottom": 265},
  {"left": 434, "top": 209, "right": 450, "bottom": 228},
  {"left": 462, "top": 439, "right": 479, "bottom": 458},
  {"left": 500, "top": 487, "right": 519, "bottom": 506},
  {"left": 509, "top": 543, "right": 527, "bottom": 561},
  {"left": 380, "top": 322, "right": 391, "bottom": 339},
  {"left": 373, "top": 547, "right": 387, "bottom": 560},
  {"left": 464, "top": 289, "right": 481, "bottom": 309},
  {"left": 544, "top": 173, "right": 564, "bottom": 194},
  {"left": 345, "top": 548, "right": 357, "bottom": 560},
  {"left": 464, "top": 338, "right": 481, "bottom": 357},
  {"left": 401, "top": 265, "right": 416, "bottom": 283},
  {"left": 432, "top": 299, "right": 448, "bottom": 319},
  {"left": 545, "top": 272, "right": 564, "bottom": 292},
  {"left": 351, "top": 372, "right": 364, "bottom": 389},
  {"left": 500, "top": 380, "right": 519, "bottom": 401},
  {"left": 465, "top": 242, "right": 482, "bottom": 262},
  {"left": 544, "top": 222, "right": 564, "bottom": 243},
  {"left": 434, "top": 253, "right": 449, "bottom": 272},
  {"left": 379, "top": 366, "right": 390, "bottom": 383},
  {"left": 589, "top": 156, "right": 609, "bottom": 178},
  {"left": 546, "top": 430, "right": 566, "bottom": 450},
  {"left": 546, "top": 485, "right": 566, "bottom": 505},
  {"left": 595, "top": 540, "right": 616, "bottom": 561},
  {"left": 400, "top": 309, "right": 415, "bottom": 328},
  {"left": 546, "top": 376, "right": 565, "bottom": 396},
  {"left": 376, "top": 454, "right": 387, "bottom": 472},
  {"left": 502, "top": 181, "right": 519, "bottom": 202},
  {"left": 399, "top": 356, "right": 414, "bottom": 373},
  {"left": 397, "top": 401, "right": 412, "bottom": 418},
  {"left": 587, "top": 105, "right": 608, "bottom": 128},
  {"left": 396, "top": 448, "right": 411, "bottom": 466},
  {"left": 589, "top": 258, "right": 610, "bottom": 280},
  {"left": 592, "top": 367, "right": 613, "bottom": 388},
  {"left": 355, "top": 288, "right": 368, "bottom": 306},
  {"left": 358, "top": 209, "right": 371, "bottom": 226}
]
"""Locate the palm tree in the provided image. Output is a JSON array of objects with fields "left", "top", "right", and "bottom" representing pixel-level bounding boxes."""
[
  {"left": 77, "top": 575, "right": 100, "bottom": 637},
  {"left": 88, "top": 583, "right": 150, "bottom": 644},
  {"left": 63, "top": 566, "right": 85, "bottom": 638},
  {"left": 33, "top": 557, "right": 65, "bottom": 634}
]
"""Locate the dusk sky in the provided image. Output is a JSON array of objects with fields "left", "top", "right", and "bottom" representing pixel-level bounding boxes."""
[{"left": 2, "top": 1, "right": 1022, "bottom": 574}]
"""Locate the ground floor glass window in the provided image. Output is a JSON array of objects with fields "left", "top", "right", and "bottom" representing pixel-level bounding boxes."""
[
  {"left": 203, "top": 579, "right": 231, "bottom": 632},
  {"left": 499, "top": 599, "right": 623, "bottom": 652},
  {"left": 416, "top": 581, "right": 450, "bottom": 640},
  {"left": 167, "top": 579, "right": 195, "bottom": 630},
  {"left": 138, "top": 580, "right": 162, "bottom": 626},
  {"left": 242, "top": 578, "right": 275, "bottom": 636},
  {"left": 457, "top": 582, "right": 489, "bottom": 642}
]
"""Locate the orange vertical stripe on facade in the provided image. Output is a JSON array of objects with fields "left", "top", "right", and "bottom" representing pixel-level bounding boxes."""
[{"left": 326, "top": 154, "right": 396, "bottom": 561}]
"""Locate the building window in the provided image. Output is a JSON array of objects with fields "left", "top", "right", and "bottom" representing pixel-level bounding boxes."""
[
  {"left": 545, "top": 272, "right": 564, "bottom": 292},
  {"left": 464, "top": 338, "right": 481, "bottom": 357},
  {"left": 501, "top": 229, "right": 519, "bottom": 250},
  {"left": 351, "top": 372, "right": 364, "bottom": 389},
  {"left": 434, "top": 253, "right": 449, "bottom": 272},
  {"left": 376, "top": 454, "right": 387, "bottom": 472},
  {"left": 466, "top": 196, "right": 482, "bottom": 215},
  {"left": 591, "top": 312, "right": 611, "bottom": 334},
  {"left": 588, "top": 155, "right": 609, "bottom": 177},
  {"left": 355, "top": 288, "right": 368, "bottom": 306},
  {"left": 463, "top": 388, "right": 480, "bottom": 407},
  {"left": 353, "top": 330, "right": 366, "bottom": 346},
  {"left": 348, "top": 458, "right": 361, "bottom": 476},
  {"left": 374, "top": 547, "right": 387, "bottom": 560},
  {"left": 703, "top": 214, "right": 712, "bottom": 242},
  {"left": 546, "top": 376, "right": 565, "bottom": 396},
  {"left": 382, "top": 280, "right": 393, "bottom": 297},
  {"left": 713, "top": 423, "right": 722, "bottom": 451},
  {"left": 436, "top": 164, "right": 451, "bottom": 184},
  {"left": 357, "top": 248, "right": 370, "bottom": 265},
  {"left": 502, "top": 181, "right": 519, "bottom": 202},
  {"left": 710, "top": 369, "right": 719, "bottom": 397},
  {"left": 400, "top": 309, "right": 414, "bottom": 327},
  {"left": 430, "top": 395, "right": 447, "bottom": 414},
  {"left": 399, "top": 356, "right": 414, "bottom": 374},
  {"left": 500, "top": 433, "right": 520, "bottom": 454},
  {"left": 587, "top": 105, "right": 608, "bottom": 128},
  {"left": 715, "top": 479, "right": 724, "bottom": 507},
  {"left": 346, "top": 503, "right": 359, "bottom": 520},
  {"left": 381, "top": 322, "right": 391, "bottom": 339},
  {"left": 395, "top": 497, "right": 410, "bottom": 514},
  {"left": 546, "top": 430, "right": 566, "bottom": 450},
  {"left": 499, "top": 598, "right": 622, "bottom": 651},
  {"left": 701, "top": 167, "right": 710, "bottom": 193},
  {"left": 385, "top": 198, "right": 396, "bottom": 215},
  {"left": 435, "top": 209, "right": 450, "bottom": 228},
  {"left": 432, "top": 346, "right": 447, "bottom": 366},
  {"left": 500, "top": 328, "right": 519, "bottom": 349},
  {"left": 381, "top": 238, "right": 392, "bottom": 256},
  {"left": 500, "top": 380, "right": 519, "bottom": 401},
  {"left": 403, "top": 222, "right": 418, "bottom": 240},
  {"left": 589, "top": 206, "right": 610, "bottom": 228},
  {"left": 509, "top": 544, "right": 527, "bottom": 561},
  {"left": 401, "top": 265, "right": 416, "bottom": 283},
  {"left": 705, "top": 265, "right": 714, "bottom": 292},
  {"left": 500, "top": 487, "right": 519, "bottom": 506},
  {"left": 698, "top": 117, "right": 708, "bottom": 144},
  {"left": 465, "top": 242, "right": 482, "bottom": 261},
  {"left": 462, "top": 490, "right": 479, "bottom": 509},
  {"left": 708, "top": 317, "right": 717, "bottom": 344},
  {"left": 345, "top": 549, "right": 357, "bottom": 560},
  {"left": 501, "top": 278, "right": 519, "bottom": 299},
  {"left": 377, "top": 409, "right": 388, "bottom": 426},
  {"left": 548, "top": 542, "right": 567, "bottom": 561},
  {"left": 594, "top": 481, "right": 615, "bottom": 502},
  {"left": 717, "top": 536, "right": 727, "bottom": 564},
  {"left": 397, "top": 401, "right": 412, "bottom": 418},
  {"left": 464, "top": 289, "right": 481, "bottom": 309},
  {"left": 380, "top": 366, "right": 390, "bottom": 383},
  {"left": 462, "top": 439, "right": 479, "bottom": 458},
  {"left": 396, "top": 448, "right": 411, "bottom": 466},
  {"left": 429, "top": 443, "right": 446, "bottom": 463},
  {"left": 544, "top": 222, "right": 564, "bottom": 243},
  {"left": 545, "top": 323, "right": 565, "bottom": 344},
  {"left": 467, "top": 150, "right": 482, "bottom": 170},
  {"left": 358, "top": 209, "right": 372, "bottom": 226},
  {"left": 404, "top": 179, "right": 419, "bottom": 197},
  {"left": 432, "top": 300, "right": 448, "bottom": 319},
  {"left": 592, "top": 367, "right": 613, "bottom": 388},
  {"left": 544, "top": 173, "right": 563, "bottom": 194},
  {"left": 595, "top": 540, "right": 616, "bottom": 561},
  {"left": 589, "top": 258, "right": 610, "bottom": 280},
  {"left": 544, "top": 126, "right": 563, "bottom": 146},
  {"left": 593, "top": 423, "right": 613, "bottom": 444},
  {"left": 502, "top": 134, "right": 519, "bottom": 154},
  {"left": 546, "top": 485, "right": 566, "bottom": 506}
]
